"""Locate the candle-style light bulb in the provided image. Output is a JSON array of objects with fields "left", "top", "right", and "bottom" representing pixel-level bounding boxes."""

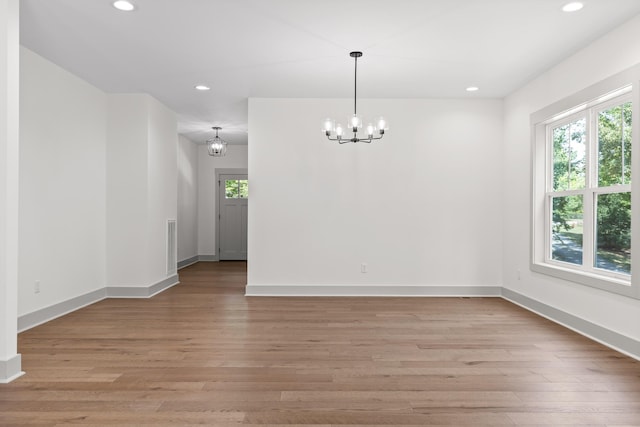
[
  {"left": 350, "top": 114, "right": 362, "bottom": 132},
  {"left": 377, "top": 117, "right": 387, "bottom": 134},
  {"left": 323, "top": 118, "right": 334, "bottom": 134},
  {"left": 366, "top": 123, "right": 375, "bottom": 137}
]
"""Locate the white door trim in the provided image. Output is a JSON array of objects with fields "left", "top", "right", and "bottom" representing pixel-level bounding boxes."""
[{"left": 215, "top": 168, "right": 248, "bottom": 261}]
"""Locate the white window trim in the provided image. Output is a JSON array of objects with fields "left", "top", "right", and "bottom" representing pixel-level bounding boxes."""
[{"left": 530, "top": 64, "right": 640, "bottom": 299}]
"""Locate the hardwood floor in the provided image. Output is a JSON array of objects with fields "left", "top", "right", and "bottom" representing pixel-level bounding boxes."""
[{"left": 2, "top": 261, "right": 640, "bottom": 426}]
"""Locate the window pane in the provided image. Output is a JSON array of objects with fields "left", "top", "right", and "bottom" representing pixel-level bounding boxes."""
[
  {"left": 225, "top": 180, "right": 239, "bottom": 198},
  {"left": 598, "top": 102, "right": 632, "bottom": 186},
  {"left": 553, "top": 118, "right": 586, "bottom": 191},
  {"left": 238, "top": 180, "right": 248, "bottom": 198},
  {"left": 595, "top": 192, "right": 631, "bottom": 274},
  {"left": 551, "top": 195, "right": 583, "bottom": 265}
]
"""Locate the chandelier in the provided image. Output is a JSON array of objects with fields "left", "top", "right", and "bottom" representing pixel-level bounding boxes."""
[
  {"left": 323, "top": 51, "right": 388, "bottom": 144},
  {"left": 207, "top": 126, "right": 227, "bottom": 157}
]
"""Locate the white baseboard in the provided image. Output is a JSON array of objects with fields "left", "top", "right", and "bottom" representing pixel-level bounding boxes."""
[
  {"left": 177, "top": 256, "right": 199, "bottom": 269},
  {"left": 501, "top": 288, "right": 640, "bottom": 361},
  {"left": 107, "top": 275, "right": 179, "bottom": 298},
  {"left": 18, "top": 288, "right": 107, "bottom": 332},
  {"left": 18, "top": 275, "right": 179, "bottom": 332},
  {"left": 245, "top": 284, "right": 502, "bottom": 297},
  {"left": 0, "top": 354, "right": 24, "bottom": 383}
]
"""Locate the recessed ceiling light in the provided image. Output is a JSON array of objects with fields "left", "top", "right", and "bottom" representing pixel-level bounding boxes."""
[
  {"left": 113, "top": 1, "right": 135, "bottom": 12},
  {"left": 562, "top": 2, "right": 584, "bottom": 12},
  {"left": 466, "top": 86, "right": 479, "bottom": 92},
  {"left": 194, "top": 85, "right": 211, "bottom": 91}
]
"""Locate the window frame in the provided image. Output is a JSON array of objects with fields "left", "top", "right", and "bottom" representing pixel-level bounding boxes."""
[
  {"left": 531, "top": 65, "right": 640, "bottom": 299},
  {"left": 224, "top": 179, "right": 249, "bottom": 199}
]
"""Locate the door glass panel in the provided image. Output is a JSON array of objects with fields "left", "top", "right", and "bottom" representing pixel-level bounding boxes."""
[
  {"left": 551, "top": 195, "right": 583, "bottom": 265},
  {"left": 225, "top": 180, "right": 239, "bottom": 198},
  {"left": 238, "top": 180, "right": 248, "bottom": 198},
  {"left": 225, "top": 179, "right": 248, "bottom": 199},
  {"left": 595, "top": 192, "right": 631, "bottom": 274}
]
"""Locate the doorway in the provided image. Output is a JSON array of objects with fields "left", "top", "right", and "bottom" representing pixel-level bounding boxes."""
[{"left": 217, "top": 173, "right": 248, "bottom": 261}]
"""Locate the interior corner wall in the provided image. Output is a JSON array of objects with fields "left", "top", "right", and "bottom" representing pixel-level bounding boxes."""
[
  {"left": 248, "top": 98, "right": 503, "bottom": 292},
  {"left": 197, "top": 144, "right": 248, "bottom": 257},
  {"left": 146, "top": 98, "right": 177, "bottom": 285},
  {"left": 502, "top": 14, "right": 640, "bottom": 341},
  {"left": 178, "top": 134, "right": 198, "bottom": 263},
  {"left": 17, "top": 45, "right": 179, "bottom": 333},
  {"left": 106, "top": 94, "right": 178, "bottom": 289},
  {"left": 19, "top": 47, "right": 107, "bottom": 316}
]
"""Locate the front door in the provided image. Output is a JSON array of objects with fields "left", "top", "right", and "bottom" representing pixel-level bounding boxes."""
[{"left": 218, "top": 174, "right": 248, "bottom": 260}]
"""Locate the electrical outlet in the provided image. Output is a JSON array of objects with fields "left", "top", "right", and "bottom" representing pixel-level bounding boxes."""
[
  {"left": 34, "top": 280, "right": 41, "bottom": 294},
  {"left": 361, "top": 263, "right": 367, "bottom": 273}
]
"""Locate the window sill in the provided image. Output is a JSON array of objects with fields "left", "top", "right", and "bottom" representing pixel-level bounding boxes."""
[{"left": 531, "top": 262, "right": 636, "bottom": 298}]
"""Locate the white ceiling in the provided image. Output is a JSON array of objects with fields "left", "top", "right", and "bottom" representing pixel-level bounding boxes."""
[{"left": 20, "top": 0, "right": 640, "bottom": 145}]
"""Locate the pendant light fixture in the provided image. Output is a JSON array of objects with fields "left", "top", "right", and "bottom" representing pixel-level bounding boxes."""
[
  {"left": 323, "top": 51, "right": 388, "bottom": 144},
  {"left": 207, "top": 126, "right": 227, "bottom": 157}
]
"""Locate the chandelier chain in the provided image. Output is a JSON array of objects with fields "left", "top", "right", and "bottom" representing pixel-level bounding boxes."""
[{"left": 354, "top": 54, "right": 357, "bottom": 116}]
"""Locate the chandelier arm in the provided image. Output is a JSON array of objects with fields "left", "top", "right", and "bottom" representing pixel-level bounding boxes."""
[
  {"left": 352, "top": 134, "right": 385, "bottom": 144},
  {"left": 327, "top": 135, "right": 349, "bottom": 142}
]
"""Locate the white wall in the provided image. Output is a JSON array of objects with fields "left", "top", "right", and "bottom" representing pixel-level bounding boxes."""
[
  {"left": 197, "top": 144, "right": 248, "bottom": 257},
  {"left": 177, "top": 135, "right": 198, "bottom": 262},
  {"left": 106, "top": 94, "right": 178, "bottom": 288},
  {"left": 248, "top": 98, "right": 503, "bottom": 290},
  {"left": 146, "top": 98, "right": 177, "bottom": 284},
  {"left": 19, "top": 47, "right": 106, "bottom": 315},
  {"left": 502, "top": 15, "right": 640, "bottom": 340},
  {"left": 0, "top": 0, "right": 20, "bottom": 381},
  {"left": 106, "top": 95, "right": 150, "bottom": 287}
]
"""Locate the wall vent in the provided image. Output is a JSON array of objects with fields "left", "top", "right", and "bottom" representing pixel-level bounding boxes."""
[{"left": 167, "top": 219, "right": 177, "bottom": 276}]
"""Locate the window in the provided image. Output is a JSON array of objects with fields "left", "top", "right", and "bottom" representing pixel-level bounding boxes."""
[
  {"left": 547, "top": 99, "right": 631, "bottom": 277},
  {"left": 225, "top": 179, "right": 248, "bottom": 199},
  {"left": 531, "top": 69, "right": 638, "bottom": 298}
]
